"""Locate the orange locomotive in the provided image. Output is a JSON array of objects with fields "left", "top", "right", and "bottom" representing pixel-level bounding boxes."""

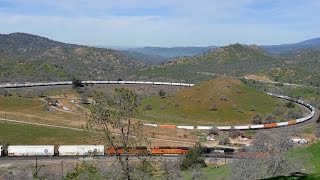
[{"left": 106, "top": 147, "right": 188, "bottom": 156}]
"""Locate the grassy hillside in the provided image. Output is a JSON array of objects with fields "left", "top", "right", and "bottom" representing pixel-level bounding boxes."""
[
  {"left": 137, "top": 44, "right": 282, "bottom": 83},
  {"left": 0, "top": 96, "right": 85, "bottom": 128},
  {"left": 0, "top": 33, "right": 145, "bottom": 83},
  {"left": 139, "top": 76, "right": 283, "bottom": 125},
  {"left": 0, "top": 122, "right": 88, "bottom": 145}
]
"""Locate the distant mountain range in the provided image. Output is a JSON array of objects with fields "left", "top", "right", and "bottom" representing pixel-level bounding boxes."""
[
  {"left": 262, "top": 38, "right": 320, "bottom": 54},
  {"left": 112, "top": 37, "right": 320, "bottom": 61},
  {"left": 126, "top": 46, "right": 219, "bottom": 59},
  {"left": 1, "top": 32, "right": 320, "bottom": 86}
]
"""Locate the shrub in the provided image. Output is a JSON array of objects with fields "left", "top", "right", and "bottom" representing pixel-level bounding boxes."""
[
  {"left": 265, "top": 114, "right": 276, "bottom": 124},
  {"left": 252, "top": 114, "right": 263, "bottom": 124},
  {"left": 209, "top": 103, "right": 218, "bottom": 111},
  {"left": 143, "top": 104, "right": 152, "bottom": 111},
  {"left": 218, "top": 137, "right": 230, "bottom": 145},
  {"left": 208, "top": 127, "right": 219, "bottom": 135},
  {"left": 286, "top": 109, "right": 303, "bottom": 119},
  {"left": 160, "top": 104, "right": 166, "bottom": 110},
  {"left": 159, "top": 90, "right": 166, "bottom": 98},
  {"left": 220, "top": 95, "right": 228, "bottom": 101},
  {"left": 228, "top": 127, "right": 243, "bottom": 139}
]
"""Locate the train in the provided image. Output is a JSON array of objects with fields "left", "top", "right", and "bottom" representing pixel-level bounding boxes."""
[
  {"left": 0, "top": 81, "right": 195, "bottom": 88},
  {"left": 0, "top": 145, "right": 235, "bottom": 157},
  {"left": 147, "top": 92, "right": 316, "bottom": 131}
]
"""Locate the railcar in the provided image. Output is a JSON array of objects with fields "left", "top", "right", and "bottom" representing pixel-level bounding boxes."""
[
  {"left": 0, "top": 146, "right": 2, "bottom": 156},
  {"left": 151, "top": 147, "right": 188, "bottom": 155},
  {"left": 8, "top": 145, "right": 54, "bottom": 156},
  {"left": 58, "top": 145, "right": 104, "bottom": 156},
  {"left": 250, "top": 124, "right": 264, "bottom": 129},
  {"left": 106, "top": 147, "right": 149, "bottom": 156}
]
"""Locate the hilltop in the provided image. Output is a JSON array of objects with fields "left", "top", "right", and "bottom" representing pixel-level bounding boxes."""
[
  {"left": 137, "top": 44, "right": 282, "bottom": 82},
  {"left": 140, "top": 76, "right": 283, "bottom": 125},
  {"left": 0, "top": 33, "right": 146, "bottom": 82}
]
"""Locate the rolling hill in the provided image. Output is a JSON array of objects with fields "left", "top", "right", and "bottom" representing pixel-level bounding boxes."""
[
  {"left": 262, "top": 37, "right": 320, "bottom": 54},
  {"left": 140, "top": 76, "right": 284, "bottom": 125},
  {"left": 137, "top": 44, "right": 283, "bottom": 82},
  {"left": 0, "top": 33, "right": 146, "bottom": 82}
]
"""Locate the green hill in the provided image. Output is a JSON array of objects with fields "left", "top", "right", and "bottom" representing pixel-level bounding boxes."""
[
  {"left": 140, "top": 76, "right": 284, "bottom": 125},
  {"left": 137, "top": 44, "right": 282, "bottom": 83},
  {"left": 0, "top": 33, "right": 145, "bottom": 83}
]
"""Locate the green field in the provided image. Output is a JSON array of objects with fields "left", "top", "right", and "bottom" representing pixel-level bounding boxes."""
[
  {"left": 140, "top": 76, "right": 283, "bottom": 125},
  {"left": 182, "top": 165, "right": 229, "bottom": 179},
  {"left": 0, "top": 96, "right": 85, "bottom": 128},
  {"left": 289, "top": 141, "right": 320, "bottom": 179},
  {"left": 0, "top": 122, "right": 88, "bottom": 145}
]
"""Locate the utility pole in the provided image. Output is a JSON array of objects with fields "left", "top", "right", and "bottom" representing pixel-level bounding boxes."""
[{"left": 61, "top": 161, "right": 64, "bottom": 179}]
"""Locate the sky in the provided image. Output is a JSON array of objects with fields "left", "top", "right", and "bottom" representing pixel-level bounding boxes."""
[{"left": 0, "top": 0, "right": 320, "bottom": 47}]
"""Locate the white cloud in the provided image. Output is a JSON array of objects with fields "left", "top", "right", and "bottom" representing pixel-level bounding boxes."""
[{"left": 0, "top": 0, "right": 320, "bottom": 46}]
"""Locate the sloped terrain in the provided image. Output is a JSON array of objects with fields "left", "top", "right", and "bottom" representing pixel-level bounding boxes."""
[{"left": 140, "top": 76, "right": 283, "bottom": 125}]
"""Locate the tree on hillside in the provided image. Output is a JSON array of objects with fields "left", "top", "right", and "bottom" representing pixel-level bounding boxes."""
[
  {"left": 72, "top": 77, "right": 83, "bottom": 89},
  {"left": 85, "top": 88, "right": 149, "bottom": 180},
  {"left": 159, "top": 89, "right": 166, "bottom": 98},
  {"left": 228, "top": 127, "right": 243, "bottom": 139},
  {"left": 230, "top": 130, "right": 308, "bottom": 180},
  {"left": 181, "top": 142, "right": 206, "bottom": 170},
  {"left": 208, "top": 126, "right": 219, "bottom": 135},
  {"left": 314, "top": 123, "right": 320, "bottom": 138},
  {"left": 265, "top": 114, "right": 276, "bottom": 124},
  {"left": 252, "top": 114, "right": 263, "bottom": 124},
  {"left": 161, "top": 160, "right": 182, "bottom": 180}
]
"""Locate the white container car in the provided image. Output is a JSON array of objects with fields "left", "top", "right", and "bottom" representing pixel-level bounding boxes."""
[
  {"left": 0, "top": 145, "right": 2, "bottom": 156},
  {"left": 8, "top": 145, "right": 54, "bottom": 156},
  {"left": 58, "top": 145, "right": 104, "bottom": 156}
]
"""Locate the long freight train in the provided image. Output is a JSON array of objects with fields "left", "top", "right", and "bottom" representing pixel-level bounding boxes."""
[{"left": 0, "top": 145, "right": 234, "bottom": 157}]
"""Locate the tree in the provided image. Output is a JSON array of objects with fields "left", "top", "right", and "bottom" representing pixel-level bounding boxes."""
[
  {"left": 228, "top": 127, "right": 243, "bottom": 139},
  {"left": 161, "top": 160, "right": 182, "bottom": 180},
  {"left": 85, "top": 88, "right": 148, "bottom": 180},
  {"left": 72, "top": 77, "right": 83, "bottom": 89},
  {"left": 286, "top": 109, "right": 303, "bottom": 119},
  {"left": 209, "top": 103, "right": 218, "bottom": 111},
  {"left": 265, "top": 114, "right": 276, "bottom": 124},
  {"left": 230, "top": 130, "right": 308, "bottom": 180},
  {"left": 219, "top": 137, "right": 230, "bottom": 145},
  {"left": 181, "top": 143, "right": 206, "bottom": 170},
  {"left": 190, "top": 164, "right": 208, "bottom": 180},
  {"left": 315, "top": 123, "right": 320, "bottom": 138},
  {"left": 252, "top": 114, "right": 263, "bottom": 124},
  {"left": 159, "top": 90, "right": 166, "bottom": 99},
  {"left": 208, "top": 127, "right": 219, "bottom": 135}
]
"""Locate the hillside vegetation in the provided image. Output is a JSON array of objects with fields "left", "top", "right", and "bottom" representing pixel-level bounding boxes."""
[
  {"left": 137, "top": 44, "right": 282, "bottom": 82},
  {"left": 0, "top": 33, "right": 145, "bottom": 82},
  {"left": 140, "top": 76, "right": 283, "bottom": 125}
]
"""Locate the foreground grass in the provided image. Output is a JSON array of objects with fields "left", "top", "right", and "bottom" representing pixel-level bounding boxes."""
[
  {"left": 0, "top": 122, "right": 88, "bottom": 145},
  {"left": 182, "top": 165, "right": 230, "bottom": 180},
  {"left": 289, "top": 141, "right": 320, "bottom": 179}
]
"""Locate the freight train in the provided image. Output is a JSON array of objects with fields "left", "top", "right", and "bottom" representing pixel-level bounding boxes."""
[{"left": 0, "top": 145, "right": 235, "bottom": 157}]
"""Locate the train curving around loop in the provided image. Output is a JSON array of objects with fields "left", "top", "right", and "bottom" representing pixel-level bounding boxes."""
[
  {"left": 0, "top": 145, "right": 235, "bottom": 157},
  {"left": 0, "top": 80, "right": 317, "bottom": 131}
]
